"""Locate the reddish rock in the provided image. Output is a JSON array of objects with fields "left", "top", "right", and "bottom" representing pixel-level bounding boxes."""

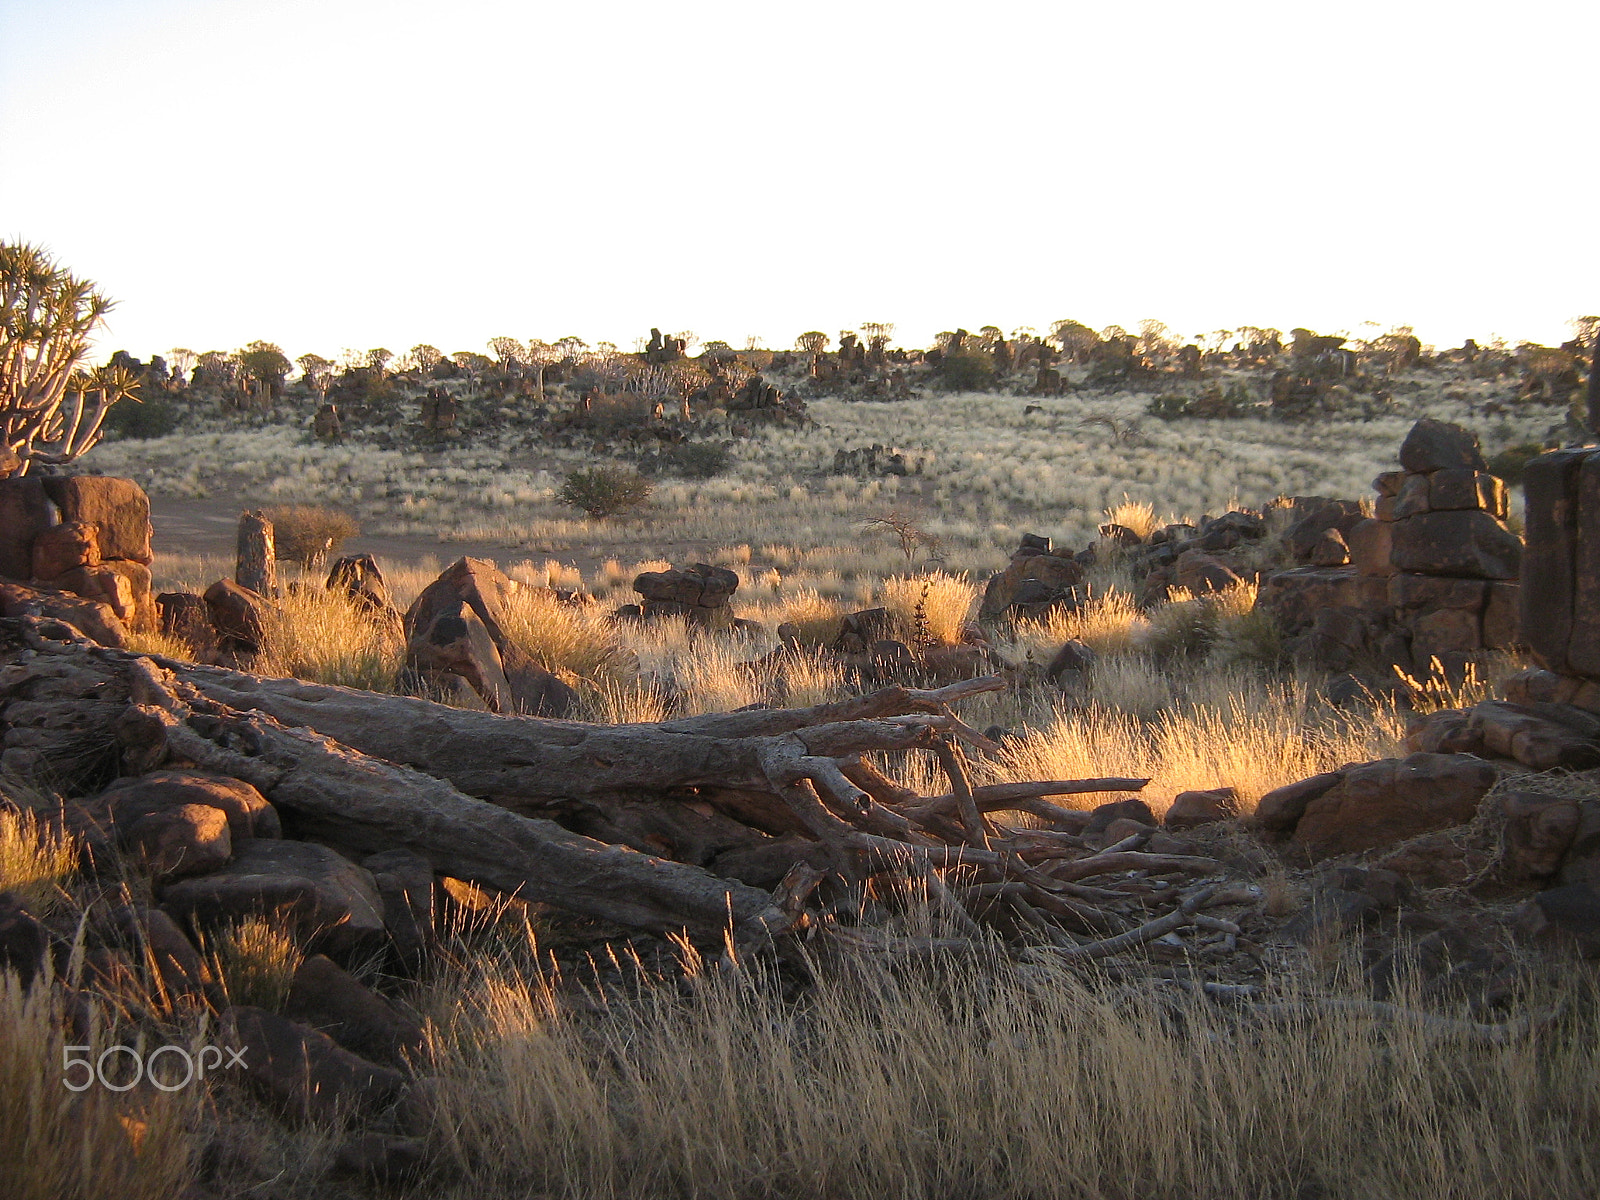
[
  {"left": 1429, "top": 468, "right": 1507, "bottom": 517},
  {"left": 1404, "top": 709, "right": 1484, "bottom": 755},
  {"left": 1389, "top": 510, "right": 1522, "bottom": 580},
  {"left": 57, "top": 563, "right": 136, "bottom": 624},
  {"left": 225, "top": 1005, "right": 406, "bottom": 1124},
  {"left": 0, "top": 477, "right": 56, "bottom": 580},
  {"left": 1386, "top": 573, "right": 1487, "bottom": 612},
  {"left": 0, "top": 580, "right": 127, "bottom": 647},
  {"left": 285, "top": 954, "right": 425, "bottom": 1067},
  {"left": 979, "top": 541, "right": 1083, "bottom": 619},
  {"left": 158, "top": 591, "right": 211, "bottom": 644},
  {"left": 1175, "top": 549, "right": 1243, "bottom": 595},
  {"left": 1254, "top": 567, "right": 1358, "bottom": 636},
  {"left": 1482, "top": 581, "right": 1521, "bottom": 650},
  {"left": 1398, "top": 419, "right": 1486, "bottom": 473},
  {"left": 1498, "top": 792, "right": 1581, "bottom": 880},
  {"left": 1291, "top": 753, "right": 1499, "bottom": 858},
  {"left": 1468, "top": 701, "right": 1600, "bottom": 770},
  {"left": 100, "top": 770, "right": 281, "bottom": 841},
  {"left": 40, "top": 475, "right": 153, "bottom": 564},
  {"left": 1519, "top": 449, "right": 1587, "bottom": 675},
  {"left": 1252, "top": 771, "right": 1344, "bottom": 837},
  {"left": 1164, "top": 787, "right": 1238, "bottom": 830},
  {"left": 1347, "top": 519, "right": 1394, "bottom": 577},
  {"left": 162, "top": 840, "right": 385, "bottom": 956},
  {"left": 125, "top": 803, "right": 232, "bottom": 879},
  {"left": 204, "top": 579, "right": 273, "bottom": 652},
  {"left": 1515, "top": 885, "right": 1600, "bottom": 958},
  {"left": 105, "top": 904, "right": 210, "bottom": 1004},
  {"left": 31, "top": 520, "right": 99, "bottom": 580}
]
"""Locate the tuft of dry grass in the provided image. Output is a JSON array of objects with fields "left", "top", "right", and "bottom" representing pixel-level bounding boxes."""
[
  {"left": 879, "top": 572, "right": 977, "bottom": 646},
  {"left": 257, "top": 583, "right": 404, "bottom": 692},
  {"left": 996, "top": 676, "right": 1405, "bottom": 815},
  {"left": 0, "top": 807, "right": 77, "bottom": 914},
  {"left": 423, "top": 919, "right": 1600, "bottom": 1200},
  {"left": 204, "top": 916, "right": 302, "bottom": 1011},
  {"left": 0, "top": 973, "right": 201, "bottom": 1200},
  {"left": 496, "top": 587, "right": 631, "bottom": 686}
]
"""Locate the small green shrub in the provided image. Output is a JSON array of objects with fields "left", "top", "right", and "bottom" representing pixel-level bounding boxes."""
[
  {"left": 668, "top": 442, "right": 731, "bottom": 478},
  {"left": 937, "top": 351, "right": 995, "bottom": 392},
  {"left": 264, "top": 505, "right": 359, "bottom": 567},
  {"left": 558, "top": 467, "right": 653, "bottom": 518},
  {"left": 101, "top": 395, "right": 180, "bottom": 439}
]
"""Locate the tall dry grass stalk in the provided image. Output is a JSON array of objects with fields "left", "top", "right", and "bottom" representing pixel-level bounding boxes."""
[
  {"left": 0, "top": 807, "right": 77, "bottom": 913},
  {"left": 203, "top": 916, "right": 302, "bottom": 1011},
  {"left": 426, "top": 927, "right": 1600, "bottom": 1200},
  {"left": 997, "top": 677, "right": 1405, "bottom": 814},
  {"left": 257, "top": 583, "right": 405, "bottom": 692},
  {"left": 496, "top": 587, "right": 631, "bottom": 686},
  {"left": 0, "top": 973, "right": 200, "bottom": 1200}
]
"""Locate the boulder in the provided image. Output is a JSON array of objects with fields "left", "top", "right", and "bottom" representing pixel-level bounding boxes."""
[
  {"left": 1347, "top": 519, "right": 1394, "bottom": 577},
  {"left": 1285, "top": 500, "right": 1365, "bottom": 562},
  {"left": 1518, "top": 449, "right": 1588, "bottom": 675},
  {"left": 1389, "top": 510, "right": 1522, "bottom": 579},
  {"left": 1290, "top": 753, "right": 1499, "bottom": 858},
  {"left": 284, "top": 954, "right": 426, "bottom": 1067},
  {"left": 204, "top": 579, "right": 274, "bottom": 653},
  {"left": 1252, "top": 771, "right": 1344, "bottom": 837},
  {"left": 0, "top": 892, "right": 52, "bottom": 989},
  {"left": 979, "top": 542, "right": 1083, "bottom": 619},
  {"left": 1497, "top": 792, "right": 1581, "bottom": 881},
  {"left": 0, "top": 580, "right": 127, "bottom": 647},
  {"left": 40, "top": 475, "right": 153, "bottom": 564},
  {"left": 56, "top": 563, "right": 136, "bottom": 624},
  {"left": 1174, "top": 549, "right": 1243, "bottom": 595},
  {"left": 1403, "top": 709, "right": 1484, "bottom": 756},
  {"left": 326, "top": 553, "right": 397, "bottom": 618},
  {"left": 1083, "top": 798, "right": 1157, "bottom": 838},
  {"left": 363, "top": 849, "right": 436, "bottom": 969},
  {"left": 225, "top": 1005, "right": 406, "bottom": 1124},
  {"left": 333, "top": 1134, "right": 430, "bottom": 1186},
  {"left": 1397, "top": 419, "right": 1487, "bottom": 474},
  {"left": 0, "top": 477, "right": 56, "bottom": 580},
  {"left": 31, "top": 521, "right": 99, "bottom": 580},
  {"left": 1045, "top": 639, "right": 1096, "bottom": 682},
  {"left": 632, "top": 563, "right": 739, "bottom": 627},
  {"left": 1468, "top": 701, "right": 1600, "bottom": 770},
  {"left": 1164, "top": 787, "right": 1238, "bottom": 830},
  {"left": 105, "top": 904, "right": 210, "bottom": 1004},
  {"left": 125, "top": 803, "right": 232, "bottom": 879},
  {"left": 158, "top": 591, "right": 211, "bottom": 643},
  {"left": 162, "top": 840, "right": 386, "bottom": 957},
  {"left": 833, "top": 607, "right": 896, "bottom": 653},
  {"left": 99, "top": 770, "right": 281, "bottom": 841},
  {"left": 408, "top": 596, "right": 515, "bottom": 712},
  {"left": 1482, "top": 582, "right": 1521, "bottom": 649},
  {"left": 1558, "top": 799, "right": 1600, "bottom": 891},
  {"left": 1515, "top": 885, "right": 1600, "bottom": 958},
  {"left": 1254, "top": 567, "right": 1358, "bottom": 636},
  {"left": 1428, "top": 468, "right": 1507, "bottom": 517}
]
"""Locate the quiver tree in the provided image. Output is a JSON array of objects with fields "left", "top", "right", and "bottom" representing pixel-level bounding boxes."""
[{"left": 0, "top": 241, "right": 135, "bottom": 477}]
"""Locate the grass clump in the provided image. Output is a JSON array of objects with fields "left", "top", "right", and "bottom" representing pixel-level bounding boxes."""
[
  {"left": 557, "top": 466, "right": 653, "bottom": 518},
  {"left": 0, "top": 807, "right": 76, "bottom": 913},
  {"left": 205, "top": 917, "right": 302, "bottom": 1011},
  {"left": 879, "top": 572, "right": 977, "bottom": 646},
  {"left": 258, "top": 583, "right": 404, "bottom": 691}
]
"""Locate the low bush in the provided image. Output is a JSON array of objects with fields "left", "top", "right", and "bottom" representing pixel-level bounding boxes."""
[
  {"left": 263, "top": 505, "right": 360, "bottom": 568},
  {"left": 557, "top": 467, "right": 653, "bottom": 518},
  {"left": 1487, "top": 442, "right": 1546, "bottom": 486},
  {"left": 101, "top": 395, "right": 181, "bottom": 439}
]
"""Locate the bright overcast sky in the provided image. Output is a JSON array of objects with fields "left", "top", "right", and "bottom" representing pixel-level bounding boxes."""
[{"left": 1, "top": 0, "right": 1596, "bottom": 362}]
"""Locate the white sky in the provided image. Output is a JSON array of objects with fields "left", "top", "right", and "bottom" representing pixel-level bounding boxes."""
[{"left": 1, "top": 0, "right": 1596, "bottom": 363}]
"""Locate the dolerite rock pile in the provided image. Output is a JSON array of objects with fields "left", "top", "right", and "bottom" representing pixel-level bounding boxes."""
[
  {"left": 1257, "top": 419, "right": 1523, "bottom": 680},
  {"left": 403, "top": 556, "right": 579, "bottom": 716},
  {"left": 617, "top": 562, "right": 751, "bottom": 633},
  {"left": 0, "top": 475, "right": 157, "bottom": 641}
]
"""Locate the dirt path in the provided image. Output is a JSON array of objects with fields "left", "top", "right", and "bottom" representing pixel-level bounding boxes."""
[{"left": 148, "top": 495, "right": 741, "bottom": 582}]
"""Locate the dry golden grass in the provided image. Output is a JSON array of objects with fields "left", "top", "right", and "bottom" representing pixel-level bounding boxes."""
[
  {"left": 878, "top": 571, "right": 977, "bottom": 646},
  {"left": 0, "top": 973, "right": 202, "bottom": 1200},
  {"left": 423, "top": 919, "right": 1600, "bottom": 1200},
  {"left": 257, "top": 583, "right": 405, "bottom": 692},
  {"left": 996, "top": 675, "right": 1405, "bottom": 815},
  {"left": 495, "top": 587, "right": 631, "bottom": 686},
  {"left": 203, "top": 916, "right": 303, "bottom": 1011},
  {"left": 0, "top": 807, "right": 76, "bottom": 913}
]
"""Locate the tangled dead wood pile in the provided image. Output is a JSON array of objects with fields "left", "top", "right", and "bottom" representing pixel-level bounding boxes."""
[{"left": 0, "top": 614, "right": 1252, "bottom": 959}]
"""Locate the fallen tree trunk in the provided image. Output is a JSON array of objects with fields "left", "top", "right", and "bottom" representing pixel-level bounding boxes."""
[{"left": 1, "top": 618, "right": 1231, "bottom": 956}]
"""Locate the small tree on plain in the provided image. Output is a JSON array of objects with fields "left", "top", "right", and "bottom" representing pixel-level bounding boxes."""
[{"left": 557, "top": 467, "right": 653, "bottom": 518}]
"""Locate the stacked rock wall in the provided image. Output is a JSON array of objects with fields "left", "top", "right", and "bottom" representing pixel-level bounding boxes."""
[
  {"left": 1507, "top": 447, "right": 1600, "bottom": 712},
  {"left": 1258, "top": 420, "right": 1522, "bottom": 680},
  {"left": 0, "top": 475, "right": 156, "bottom": 633}
]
